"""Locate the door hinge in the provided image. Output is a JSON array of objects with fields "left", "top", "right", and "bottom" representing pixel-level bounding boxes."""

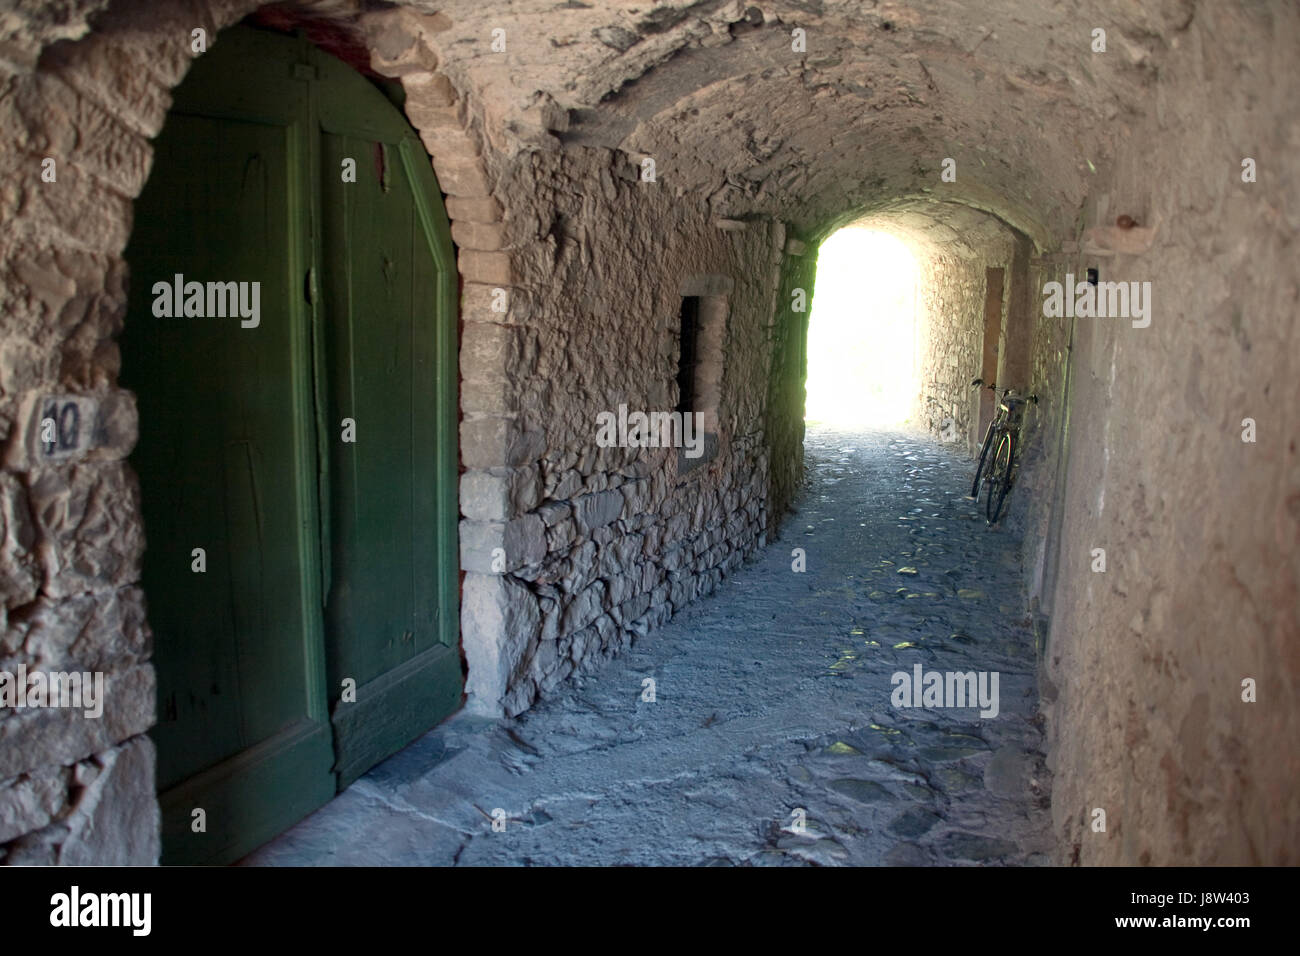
[{"left": 304, "top": 267, "right": 318, "bottom": 306}]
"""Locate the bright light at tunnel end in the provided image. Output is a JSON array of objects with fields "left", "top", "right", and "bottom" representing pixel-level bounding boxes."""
[{"left": 805, "top": 228, "right": 918, "bottom": 428}]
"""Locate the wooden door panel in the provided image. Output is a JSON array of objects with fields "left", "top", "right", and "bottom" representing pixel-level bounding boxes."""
[
  {"left": 122, "top": 29, "right": 335, "bottom": 864},
  {"left": 320, "top": 131, "right": 422, "bottom": 683},
  {"left": 315, "top": 51, "right": 461, "bottom": 787},
  {"left": 128, "top": 112, "right": 323, "bottom": 781},
  {"left": 124, "top": 25, "right": 462, "bottom": 859}
]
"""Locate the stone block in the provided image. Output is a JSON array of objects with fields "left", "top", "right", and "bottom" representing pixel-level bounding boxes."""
[
  {"left": 451, "top": 220, "right": 506, "bottom": 251},
  {"left": 460, "top": 321, "right": 524, "bottom": 384},
  {"left": 574, "top": 489, "right": 623, "bottom": 533},
  {"left": 404, "top": 96, "right": 464, "bottom": 134},
  {"left": 459, "top": 519, "right": 503, "bottom": 574},
  {"left": 461, "top": 573, "right": 539, "bottom": 717},
  {"left": 40, "top": 25, "right": 179, "bottom": 138},
  {"left": 0, "top": 74, "right": 153, "bottom": 198},
  {"left": 360, "top": 7, "right": 440, "bottom": 77},
  {"left": 460, "top": 469, "right": 509, "bottom": 522},
  {"left": 460, "top": 512, "right": 545, "bottom": 572},
  {"left": 460, "top": 282, "right": 521, "bottom": 324},
  {"left": 457, "top": 250, "right": 513, "bottom": 285},
  {"left": 26, "top": 461, "right": 142, "bottom": 597},
  {"left": 0, "top": 472, "right": 40, "bottom": 610},
  {"left": 56, "top": 735, "right": 159, "bottom": 865},
  {"left": 8, "top": 156, "right": 133, "bottom": 253},
  {"left": 0, "top": 662, "right": 155, "bottom": 779},
  {"left": 553, "top": 469, "right": 582, "bottom": 500},
  {"left": 6, "top": 388, "right": 136, "bottom": 471},
  {"left": 11, "top": 587, "right": 150, "bottom": 673},
  {"left": 561, "top": 580, "right": 605, "bottom": 634},
  {"left": 536, "top": 501, "right": 571, "bottom": 527},
  {"left": 462, "top": 376, "right": 516, "bottom": 417},
  {"left": 402, "top": 70, "right": 458, "bottom": 109},
  {"left": 0, "top": 766, "right": 69, "bottom": 843},
  {"left": 503, "top": 513, "right": 547, "bottom": 569},
  {"left": 446, "top": 196, "right": 504, "bottom": 224},
  {"left": 429, "top": 150, "right": 492, "bottom": 198},
  {"left": 460, "top": 416, "right": 545, "bottom": 469},
  {"left": 546, "top": 518, "right": 576, "bottom": 552}
]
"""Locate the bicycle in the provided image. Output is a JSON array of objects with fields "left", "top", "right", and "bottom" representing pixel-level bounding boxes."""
[{"left": 968, "top": 378, "right": 1038, "bottom": 524}]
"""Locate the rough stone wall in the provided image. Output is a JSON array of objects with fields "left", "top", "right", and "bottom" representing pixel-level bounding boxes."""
[
  {"left": 1017, "top": 1, "right": 1300, "bottom": 864},
  {"left": 0, "top": 0, "right": 791, "bottom": 859},
  {"left": 458, "top": 145, "right": 782, "bottom": 716},
  {"left": 2, "top": 0, "right": 1295, "bottom": 870},
  {"left": 913, "top": 245, "right": 1014, "bottom": 453},
  {"left": 765, "top": 240, "right": 815, "bottom": 531},
  {"left": 914, "top": 255, "right": 984, "bottom": 447},
  {"left": 0, "top": 0, "right": 509, "bottom": 862},
  {"left": 1011, "top": 258, "right": 1075, "bottom": 609},
  {"left": 0, "top": 0, "right": 211, "bottom": 867},
  {"left": 996, "top": 238, "right": 1035, "bottom": 397}
]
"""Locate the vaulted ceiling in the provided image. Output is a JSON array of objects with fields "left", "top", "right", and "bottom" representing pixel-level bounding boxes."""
[
  {"left": 8, "top": 0, "right": 1193, "bottom": 246},
  {"left": 416, "top": 0, "right": 1185, "bottom": 245}
]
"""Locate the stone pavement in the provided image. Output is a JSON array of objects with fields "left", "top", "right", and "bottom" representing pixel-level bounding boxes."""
[{"left": 246, "top": 425, "right": 1053, "bottom": 866}]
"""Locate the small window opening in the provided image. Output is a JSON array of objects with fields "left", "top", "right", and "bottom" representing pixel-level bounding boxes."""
[{"left": 676, "top": 295, "right": 702, "bottom": 414}]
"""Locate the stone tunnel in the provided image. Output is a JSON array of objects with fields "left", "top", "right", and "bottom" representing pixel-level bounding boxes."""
[{"left": 0, "top": 0, "right": 1296, "bottom": 867}]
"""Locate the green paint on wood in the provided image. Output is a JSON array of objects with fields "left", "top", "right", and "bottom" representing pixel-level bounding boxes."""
[
  {"left": 121, "top": 25, "right": 461, "bottom": 865},
  {"left": 314, "top": 44, "right": 461, "bottom": 789}
]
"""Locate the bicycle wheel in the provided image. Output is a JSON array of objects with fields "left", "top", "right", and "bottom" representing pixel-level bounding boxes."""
[
  {"left": 985, "top": 433, "right": 1015, "bottom": 524},
  {"left": 970, "top": 425, "right": 996, "bottom": 498}
]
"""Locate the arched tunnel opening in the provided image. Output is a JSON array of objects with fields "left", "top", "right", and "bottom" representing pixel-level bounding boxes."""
[
  {"left": 804, "top": 227, "right": 917, "bottom": 428},
  {"left": 0, "top": 0, "right": 1296, "bottom": 898}
]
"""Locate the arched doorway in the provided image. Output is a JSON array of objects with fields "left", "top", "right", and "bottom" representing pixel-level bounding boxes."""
[
  {"left": 804, "top": 227, "right": 918, "bottom": 427},
  {"left": 120, "top": 23, "right": 461, "bottom": 864}
]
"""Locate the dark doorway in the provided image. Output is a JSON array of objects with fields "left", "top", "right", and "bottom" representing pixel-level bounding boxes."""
[
  {"left": 976, "top": 267, "right": 1005, "bottom": 450},
  {"left": 120, "top": 25, "right": 461, "bottom": 864}
]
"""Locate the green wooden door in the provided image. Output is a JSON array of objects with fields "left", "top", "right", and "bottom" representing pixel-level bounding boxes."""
[
  {"left": 314, "top": 57, "right": 462, "bottom": 788},
  {"left": 121, "top": 25, "right": 461, "bottom": 864}
]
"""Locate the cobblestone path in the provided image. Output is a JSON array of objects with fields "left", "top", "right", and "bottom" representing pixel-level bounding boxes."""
[{"left": 248, "top": 426, "right": 1053, "bottom": 866}]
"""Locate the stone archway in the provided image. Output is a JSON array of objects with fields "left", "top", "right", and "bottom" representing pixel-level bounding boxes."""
[{"left": 0, "top": 0, "right": 511, "bottom": 863}]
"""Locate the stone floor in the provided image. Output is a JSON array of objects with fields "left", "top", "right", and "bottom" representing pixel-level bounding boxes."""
[{"left": 245, "top": 425, "right": 1054, "bottom": 866}]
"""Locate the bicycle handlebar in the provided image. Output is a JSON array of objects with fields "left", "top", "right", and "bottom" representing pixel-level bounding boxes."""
[{"left": 971, "top": 378, "right": 1038, "bottom": 404}]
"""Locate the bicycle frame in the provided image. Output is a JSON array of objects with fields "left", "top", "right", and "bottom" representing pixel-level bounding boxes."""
[{"left": 969, "top": 381, "right": 1037, "bottom": 523}]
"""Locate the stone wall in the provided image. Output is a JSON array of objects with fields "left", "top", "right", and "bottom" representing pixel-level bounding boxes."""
[
  {"left": 2, "top": 0, "right": 1296, "bottom": 869},
  {"left": 1015, "top": 1, "right": 1300, "bottom": 864},
  {"left": 1010, "top": 258, "right": 1076, "bottom": 611},
  {"left": 912, "top": 241, "right": 1015, "bottom": 453},
  {"left": 0, "top": 0, "right": 791, "bottom": 859},
  {"left": 765, "top": 237, "right": 815, "bottom": 532},
  {"left": 0, "top": 0, "right": 195, "bottom": 866},
  {"left": 0, "top": 0, "right": 522, "bottom": 862},
  {"left": 458, "top": 145, "right": 783, "bottom": 716}
]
